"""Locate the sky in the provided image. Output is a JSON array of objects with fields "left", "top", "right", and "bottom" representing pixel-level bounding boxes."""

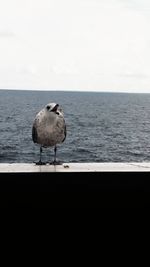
[{"left": 0, "top": 0, "right": 150, "bottom": 93}]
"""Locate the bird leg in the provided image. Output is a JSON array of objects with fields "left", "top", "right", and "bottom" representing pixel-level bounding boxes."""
[
  {"left": 35, "top": 146, "right": 46, "bottom": 165},
  {"left": 49, "top": 145, "right": 62, "bottom": 165},
  {"left": 54, "top": 145, "right": 57, "bottom": 163}
]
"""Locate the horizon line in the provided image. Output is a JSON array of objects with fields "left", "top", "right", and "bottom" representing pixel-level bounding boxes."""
[{"left": 0, "top": 88, "right": 150, "bottom": 94}]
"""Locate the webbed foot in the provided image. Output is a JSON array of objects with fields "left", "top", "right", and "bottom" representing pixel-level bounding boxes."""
[
  {"left": 34, "top": 161, "right": 47, "bottom": 165},
  {"left": 49, "top": 160, "right": 62, "bottom": 165}
]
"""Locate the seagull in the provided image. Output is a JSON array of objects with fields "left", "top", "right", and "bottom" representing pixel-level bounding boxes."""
[{"left": 32, "top": 102, "right": 66, "bottom": 165}]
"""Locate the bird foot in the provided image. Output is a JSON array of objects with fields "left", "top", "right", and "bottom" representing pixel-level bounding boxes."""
[
  {"left": 34, "top": 161, "right": 47, "bottom": 165},
  {"left": 49, "top": 160, "right": 62, "bottom": 165}
]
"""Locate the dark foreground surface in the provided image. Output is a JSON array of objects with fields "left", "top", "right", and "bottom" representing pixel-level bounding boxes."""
[{"left": 0, "top": 172, "right": 150, "bottom": 208}]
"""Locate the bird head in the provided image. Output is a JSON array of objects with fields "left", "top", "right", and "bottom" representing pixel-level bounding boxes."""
[{"left": 46, "top": 103, "right": 58, "bottom": 112}]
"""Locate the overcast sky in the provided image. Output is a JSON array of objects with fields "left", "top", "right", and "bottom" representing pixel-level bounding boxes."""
[{"left": 1, "top": 0, "right": 150, "bottom": 92}]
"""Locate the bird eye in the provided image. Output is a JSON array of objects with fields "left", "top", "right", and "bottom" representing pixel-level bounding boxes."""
[{"left": 47, "top": 106, "right": 50, "bottom": 110}]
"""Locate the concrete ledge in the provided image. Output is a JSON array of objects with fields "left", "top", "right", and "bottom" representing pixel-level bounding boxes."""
[{"left": 1, "top": 162, "right": 150, "bottom": 172}]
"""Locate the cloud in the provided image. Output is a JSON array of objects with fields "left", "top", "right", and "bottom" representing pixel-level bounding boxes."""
[
  {"left": 119, "top": 72, "right": 148, "bottom": 79},
  {"left": 0, "top": 0, "right": 150, "bottom": 92},
  {"left": 0, "top": 30, "right": 15, "bottom": 38}
]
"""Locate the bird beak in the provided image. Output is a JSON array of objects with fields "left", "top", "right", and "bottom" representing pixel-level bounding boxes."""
[{"left": 51, "top": 104, "right": 59, "bottom": 112}]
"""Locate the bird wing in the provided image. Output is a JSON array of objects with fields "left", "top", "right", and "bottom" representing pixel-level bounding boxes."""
[
  {"left": 32, "top": 123, "right": 38, "bottom": 143},
  {"left": 62, "top": 121, "right": 67, "bottom": 142}
]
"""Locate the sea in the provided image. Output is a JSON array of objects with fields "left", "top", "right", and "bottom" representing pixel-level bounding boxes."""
[{"left": 1, "top": 89, "right": 150, "bottom": 163}]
